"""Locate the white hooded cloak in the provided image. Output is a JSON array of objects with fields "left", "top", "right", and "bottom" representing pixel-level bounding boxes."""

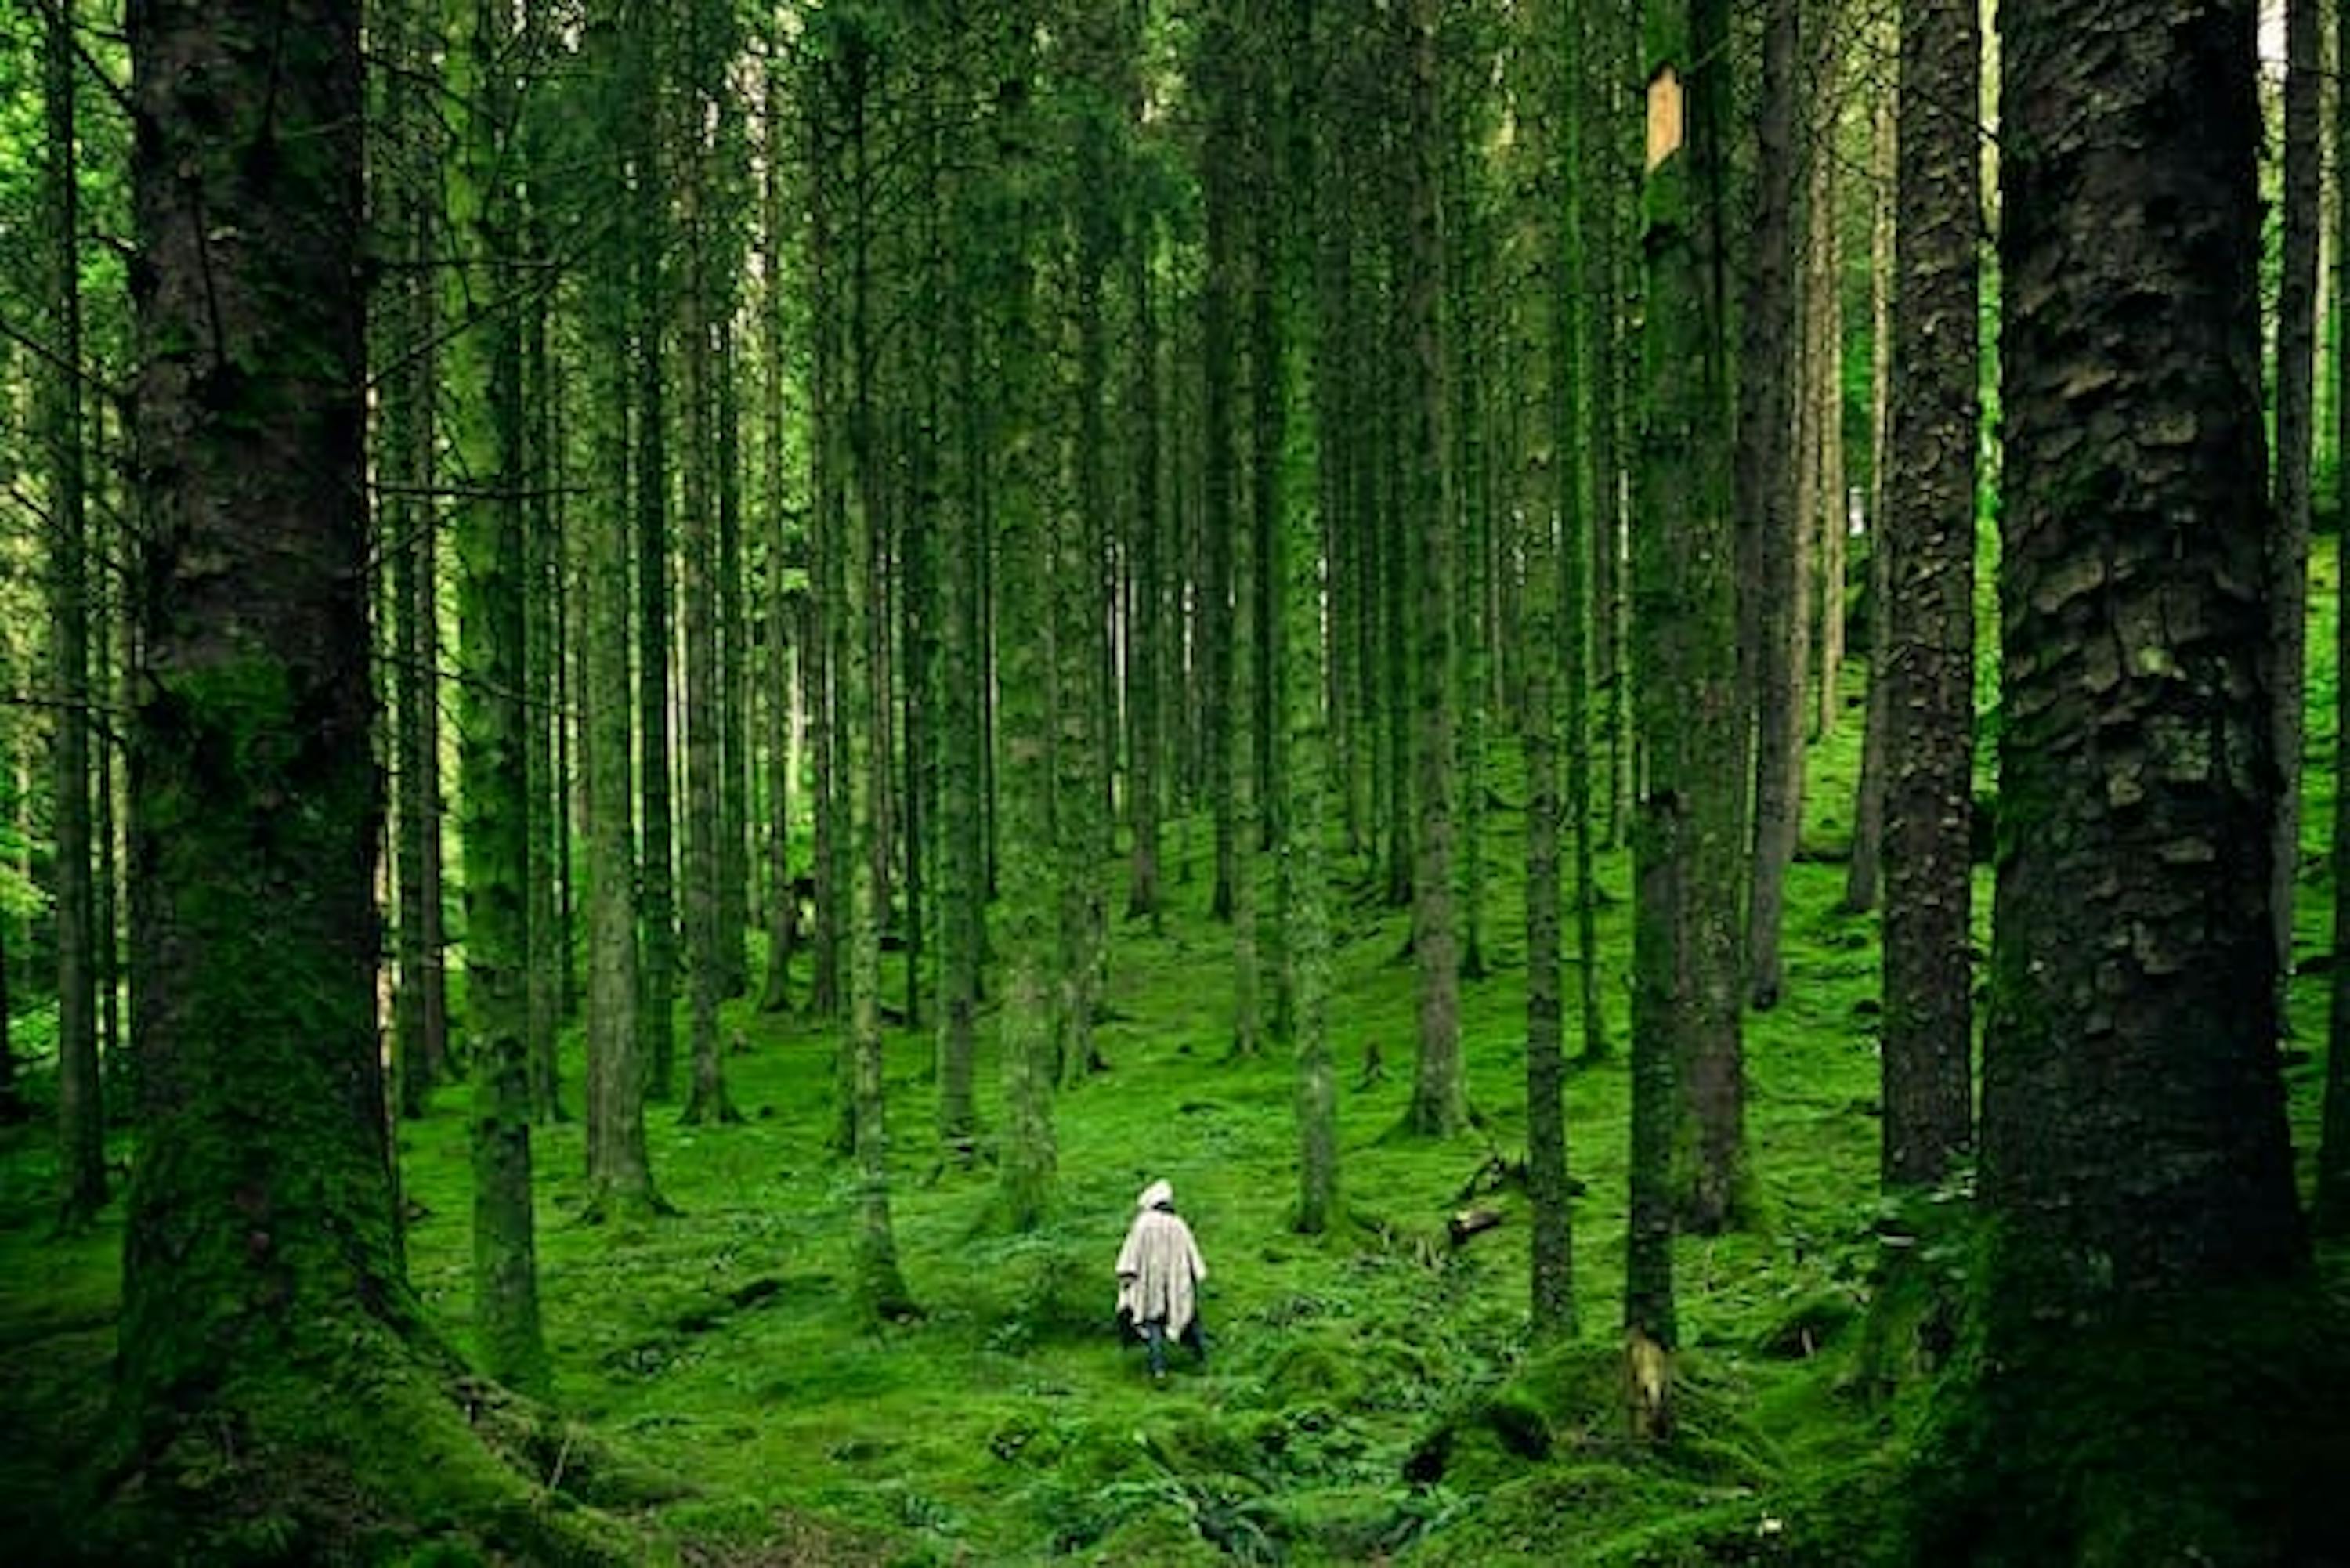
[{"left": 1115, "top": 1180, "right": 1207, "bottom": 1340}]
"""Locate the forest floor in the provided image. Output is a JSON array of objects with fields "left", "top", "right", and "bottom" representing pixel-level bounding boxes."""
[{"left": 3, "top": 547, "right": 2348, "bottom": 1566}]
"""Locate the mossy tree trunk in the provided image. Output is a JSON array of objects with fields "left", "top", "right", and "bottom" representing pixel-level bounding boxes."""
[
  {"left": 1290, "top": 0, "right": 1338, "bottom": 1237},
  {"left": 117, "top": 5, "right": 641, "bottom": 1548},
  {"left": 990, "top": 9, "right": 1059, "bottom": 1233},
  {"left": 1879, "top": 0, "right": 1978, "bottom": 1194},
  {"left": 1933, "top": 3, "right": 2319, "bottom": 1552},
  {"left": 449, "top": 0, "right": 549, "bottom": 1396},
  {"left": 1628, "top": 0, "right": 1740, "bottom": 1436},
  {"left": 45, "top": 0, "right": 107, "bottom": 1232},
  {"left": 582, "top": 2, "right": 658, "bottom": 1219},
  {"left": 1512, "top": 0, "right": 1583, "bottom": 1335},
  {"left": 1403, "top": 0, "right": 1465, "bottom": 1140}
]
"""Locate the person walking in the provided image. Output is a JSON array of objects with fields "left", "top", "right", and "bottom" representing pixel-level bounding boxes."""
[{"left": 1115, "top": 1179, "right": 1208, "bottom": 1380}]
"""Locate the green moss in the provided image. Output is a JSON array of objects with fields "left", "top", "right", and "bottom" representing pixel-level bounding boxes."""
[{"left": 1905, "top": 1281, "right": 2350, "bottom": 1566}]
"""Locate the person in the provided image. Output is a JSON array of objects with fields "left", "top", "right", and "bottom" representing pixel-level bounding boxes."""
[{"left": 1115, "top": 1179, "right": 1208, "bottom": 1380}]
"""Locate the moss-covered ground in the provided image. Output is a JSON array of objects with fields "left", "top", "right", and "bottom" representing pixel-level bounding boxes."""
[{"left": 3, "top": 544, "right": 2346, "bottom": 1564}]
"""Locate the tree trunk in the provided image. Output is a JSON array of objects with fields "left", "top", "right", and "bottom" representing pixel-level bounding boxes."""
[
  {"left": 1810, "top": 88, "right": 1849, "bottom": 742},
  {"left": 46, "top": 0, "right": 106, "bottom": 1231},
  {"left": 1936, "top": 3, "right": 2321, "bottom": 1551},
  {"left": 1880, "top": 0, "right": 1978, "bottom": 1193},
  {"left": 117, "top": 2, "right": 623, "bottom": 1545},
  {"left": 633, "top": 0, "right": 679, "bottom": 1097},
  {"left": 1739, "top": 0, "right": 1804, "bottom": 1016},
  {"left": 1844, "top": 31, "right": 1896, "bottom": 916},
  {"left": 846, "top": 261, "right": 913, "bottom": 1320},
  {"left": 1403, "top": 0, "right": 1465, "bottom": 1139},
  {"left": 991, "top": 21, "right": 1059, "bottom": 1232},
  {"left": 523, "top": 205, "right": 565, "bottom": 1127},
  {"left": 1632, "top": 10, "right": 1744, "bottom": 1431},
  {"left": 1127, "top": 205, "right": 1166, "bottom": 929},
  {"left": 584, "top": 12, "right": 659, "bottom": 1216},
  {"left": 1514, "top": 0, "right": 1575, "bottom": 1334},
  {"left": 679, "top": 0, "right": 739, "bottom": 1129}
]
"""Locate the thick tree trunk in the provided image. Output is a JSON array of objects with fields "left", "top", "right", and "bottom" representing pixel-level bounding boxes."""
[
  {"left": 1932, "top": 3, "right": 2323, "bottom": 1552},
  {"left": 1879, "top": 0, "right": 1978, "bottom": 1193},
  {"left": 117, "top": 4, "right": 625, "bottom": 1548}
]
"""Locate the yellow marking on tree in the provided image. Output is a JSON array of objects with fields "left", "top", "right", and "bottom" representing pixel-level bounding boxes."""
[{"left": 1647, "top": 67, "right": 1684, "bottom": 172}]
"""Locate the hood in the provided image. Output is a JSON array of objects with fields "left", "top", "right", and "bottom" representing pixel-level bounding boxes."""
[{"left": 1137, "top": 1179, "right": 1173, "bottom": 1212}]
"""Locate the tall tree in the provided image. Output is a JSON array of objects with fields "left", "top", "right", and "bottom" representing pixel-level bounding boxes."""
[
  {"left": 1879, "top": 0, "right": 1978, "bottom": 1191},
  {"left": 448, "top": 0, "right": 548, "bottom": 1395},
  {"left": 114, "top": 2, "right": 627, "bottom": 1547},
  {"left": 45, "top": 0, "right": 106, "bottom": 1230},
  {"left": 1629, "top": 0, "right": 1739, "bottom": 1437},
  {"left": 1932, "top": 1, "right": 2323, "bottom": 1552},
  {"left": 989, "top": 9, "right": 1058, "bottom": 1231},
  {"left": 582, "top": 0, "right": 659, "bottom": 1218},
  {"left": 1403, "top": 0, "right": 1466, "bottom": 1138},
  {"left": 678, "top": 0, "right": 741, "bottom": 1128}
]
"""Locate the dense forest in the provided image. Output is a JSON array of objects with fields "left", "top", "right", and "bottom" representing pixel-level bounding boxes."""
[{"left": 2, "top": 0, "right": 2348, "bottom": 1562}]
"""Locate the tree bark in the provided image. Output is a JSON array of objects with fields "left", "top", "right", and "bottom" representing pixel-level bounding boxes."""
[
  {"left": 990, "top": 18, "right": 1058, "bottom": 1232},
  {"left": 1879, "top": 0, "right": 1978, "bottom": 1192},
  {"left": 1739, "top": 0, "right": 1805, "bottom": 1015},
  {"left": 449, "top": 0, "right": 549, "bottom": 1397},
  {"left": 1929, "top": 6, "right": 2325, "bottom": 1553}
]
